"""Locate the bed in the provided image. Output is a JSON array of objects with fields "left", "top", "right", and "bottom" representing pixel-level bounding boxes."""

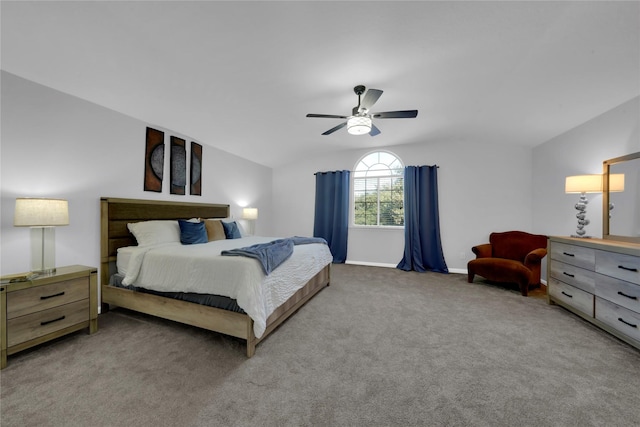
[{"left": 100, "top": 197, "right": 331, "bottom": 357}]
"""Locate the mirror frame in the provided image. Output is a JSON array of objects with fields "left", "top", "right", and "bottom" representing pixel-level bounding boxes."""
[{"left": 603, "top": 151, "right": 640, "bottom": 243}]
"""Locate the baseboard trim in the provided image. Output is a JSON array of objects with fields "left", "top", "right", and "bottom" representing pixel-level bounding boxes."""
[
  {"left": 343, "top": 262, "right": 550, "bottom": 286},
  {"left": 345, "top": 260, "right": 398, "bottom": 268},
  {"left": 345, "top": 261, "right": 467, "bottom": 275}
]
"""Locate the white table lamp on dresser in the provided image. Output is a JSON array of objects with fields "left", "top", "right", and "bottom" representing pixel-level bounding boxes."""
[
  {"left": 14, "top": 198, "right": 69, "bottom": 274},
  {"left": 565, "top": 174, "right": 624, "bottom": 237},
  {"left": 565, "top": 174, "right": 603, "bottom": 238}
]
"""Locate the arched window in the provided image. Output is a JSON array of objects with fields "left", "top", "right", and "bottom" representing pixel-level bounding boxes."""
[{"left": 353, "top": 151, "right": 404, "bottom": 227}]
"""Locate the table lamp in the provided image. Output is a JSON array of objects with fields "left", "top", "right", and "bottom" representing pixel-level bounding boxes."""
[
  {"left": 565, "top": 174, "right": 624, "bottom": 237},
  {"left": 242, "top": 207, "right": 258, "bottom": 235},
  {"left": 565, "top": 175, "right": 602, "bottom": 238},
  {"left": 14, "top": 198, "right": 69, "bottom": 274}
]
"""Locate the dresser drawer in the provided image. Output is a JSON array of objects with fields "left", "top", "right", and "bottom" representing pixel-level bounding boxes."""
[
  {"left": 595, "top": 273, "right": 640, "bottom": 314},
  {"left": 596, "top": 297, "right": 640, "bottom": 343},
  {"left": 6, "top": 277, "right": 89, "bottom": 319},
  {"left": 550, "top": 242, "right": 595, "bottom": 270},
  {"left": 596, "top": 250, "right": 640, "bottom": 285},
  {"left": 549, "top": 261, "right": 595, "bottom": 293},
  {"left": 7, "top": 299, "right": 90, "bottom": 347},
  {"left": 549, "top": 278, "right": 594, "bottom": 316}
]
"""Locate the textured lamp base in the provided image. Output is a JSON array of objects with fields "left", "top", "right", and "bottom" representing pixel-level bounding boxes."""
[{"left": 572, "top": 193, "right": 591, "bottom": 238}]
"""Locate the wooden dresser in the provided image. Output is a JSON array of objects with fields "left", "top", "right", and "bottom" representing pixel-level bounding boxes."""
[
  {"left": 0, "top": 265, "right": 98, "bottom": 369},
  {"left": 548, "top": 236, "right": 640, "bottom": 350}
]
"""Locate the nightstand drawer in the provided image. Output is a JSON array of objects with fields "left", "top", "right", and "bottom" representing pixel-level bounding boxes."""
[
  {"left": 549, "top": 278, "right": 594, "bottom": 316},
  {"left": 596, "top": 297, "right": 640, "bottom": 343},
  {"left": 7, "top": 277, "right": 89, "bottom": 319},
  {"left": 7, "top": 299, "right": 89, "bottom": 347},
  {"left": 549, "top": 261, "right": 595, "bottom": 293},
  {"left": 596, "top": 250, "right": 640, "bottom": 285},
  {"left": 550, "top": 242, "right": 595, "bottom": 270}
]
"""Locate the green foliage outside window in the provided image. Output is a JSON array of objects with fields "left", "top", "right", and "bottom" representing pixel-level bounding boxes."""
[{"left": 353, "top": 151, "right": 404, "bottom": 227}]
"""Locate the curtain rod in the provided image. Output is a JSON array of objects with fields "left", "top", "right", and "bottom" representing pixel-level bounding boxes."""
[{"left": 314, "top": 165, "right": 438, "bottom": 175}]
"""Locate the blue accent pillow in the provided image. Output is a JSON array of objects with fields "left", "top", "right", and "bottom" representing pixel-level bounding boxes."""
[
  {"left": 222, "top": 221, "right": 242, "bottom": 239},
  {"left": 178, "top": 220, "right": 208, "bottom": 245}
]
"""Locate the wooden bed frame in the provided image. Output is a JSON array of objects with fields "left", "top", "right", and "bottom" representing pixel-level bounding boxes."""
[{"left": 100, "top": 197, "right": 330, "bottom": 357}]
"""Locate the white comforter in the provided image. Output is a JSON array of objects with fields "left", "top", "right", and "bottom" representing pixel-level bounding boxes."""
[{"left": 119, "top": 237, "right": 333, "bottom": 338}]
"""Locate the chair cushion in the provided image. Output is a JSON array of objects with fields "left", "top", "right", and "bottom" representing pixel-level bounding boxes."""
[{"left": 468, "top": 258, "right": 531, "bottom": 286}]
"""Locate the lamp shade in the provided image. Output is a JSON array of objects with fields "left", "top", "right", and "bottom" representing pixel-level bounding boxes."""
[
  {"left": 347, "top": 116, "right": 372, "bottom": 135},
  {"left": 242, "top": 207, "right": 258, "bottom": 220},
  {"left": 565, "top": 175, "right": 602, "bottom": 194},
  {"left": 14, "top": 198, "right": 69, "bottom": 227}
]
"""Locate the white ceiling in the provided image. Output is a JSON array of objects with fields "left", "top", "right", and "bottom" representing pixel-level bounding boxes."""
[{"left": 2, "top": 1, "right": 639, "bottom": 168}]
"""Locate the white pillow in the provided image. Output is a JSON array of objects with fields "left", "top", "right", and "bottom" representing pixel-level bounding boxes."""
[{"left": 127, "top": 220, "right": 181, "bottom": 246}]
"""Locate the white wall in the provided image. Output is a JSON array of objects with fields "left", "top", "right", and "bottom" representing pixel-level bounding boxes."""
[
  {"left": 532, "top": 96, "right": 640, "bottom": 239},
  {"left": 273, "top": 96, "right": 639, "bottom": 273},
  {"left": 272, "top": 140, "right": 533, "bottom": 272},
  {"left": 4, "top": 71, "right": 636, "bottom": 280},
  {"left": 0, "top": 71, "right": 273, "bottom": 277},
  {"left": 272, "top": 97, "right": 639, "bottom": 274}
]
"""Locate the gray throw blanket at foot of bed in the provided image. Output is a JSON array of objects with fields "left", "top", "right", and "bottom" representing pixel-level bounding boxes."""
[{"left": 221, "top": 236, "right": 327, "bottom": 275}]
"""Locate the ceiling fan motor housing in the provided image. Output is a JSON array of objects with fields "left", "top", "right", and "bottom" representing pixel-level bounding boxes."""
[{"left": 353, "top": 85, "right": 366, "bottom": 96}]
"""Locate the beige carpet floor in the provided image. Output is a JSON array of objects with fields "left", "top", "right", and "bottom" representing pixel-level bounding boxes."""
[{"left": 2, "top": 264, "right": 640, "bottom": 426}]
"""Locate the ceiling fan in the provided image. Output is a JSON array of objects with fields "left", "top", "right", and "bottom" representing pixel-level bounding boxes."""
[{"left": 306, "top": 85, "right": 418, "bottom": 136}]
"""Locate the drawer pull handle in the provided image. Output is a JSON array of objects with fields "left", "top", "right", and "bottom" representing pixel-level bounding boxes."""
[
  {"left": 617, "top": 291, "right": 638, "bottom": 300},
  {"left": 563, "top": 252, "right": 575, "bottom": 257},
  {"left": 618, "top": 265, "right": 638, "bottom": 273},
  {"left": 40, "top": 291, "right": 65, "bottom": 300},
  {"left": 41, "top": 315, "right": 66, "bottom": 326},
  {"left": 618, "top": 317, "right": 638, "bottom": 329},
  {"left": 563, "top": 272, "right": 575, "bottom": 278},
  {"left": 561, "top": 291, "right": 573, "bottom": 298}
]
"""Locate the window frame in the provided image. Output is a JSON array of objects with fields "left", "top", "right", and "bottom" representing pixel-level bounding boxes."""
[{"left": 351, "top": 150, "right": 405, "bottom": 229}]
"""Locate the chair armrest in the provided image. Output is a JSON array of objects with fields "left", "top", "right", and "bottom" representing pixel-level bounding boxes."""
[
  {"left": 472, "top": 243, "right": 492, "bottom": 258},
  {"left": 524, "top": 248, "right": 547, "bottom": 266}
]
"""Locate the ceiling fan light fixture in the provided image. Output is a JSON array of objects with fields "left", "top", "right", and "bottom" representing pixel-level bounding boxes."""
[
  {"left": 347, "top": 116, "right": 372, "bottom": 135},
  {"left": 307, "top": 85, "right": 417, "bottom": 136}
]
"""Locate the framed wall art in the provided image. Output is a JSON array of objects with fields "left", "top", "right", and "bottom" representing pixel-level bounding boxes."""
[
  {"left": 170, "top": 136, "right": 186, "bottom": 195},
  {"left": 190, "top": 142, "right": 202, "bottom": 196},
  {"left": 144, "top": 127, "right": 165, "bottom": 192}
]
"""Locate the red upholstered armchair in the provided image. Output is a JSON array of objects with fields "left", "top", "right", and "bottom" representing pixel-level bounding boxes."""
[{"left": 467, "top": 231, "right": 548, "bottom": 296}]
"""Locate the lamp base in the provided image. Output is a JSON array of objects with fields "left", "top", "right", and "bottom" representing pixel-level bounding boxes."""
[
  {"left": 573, "top": 193, "right": 591, "bottom": 238},
  {"left": 570, "top": 234, "right": 592, "bottom": 239},
  {"left": 30, "top": 227, "right": 57, "bottom": 274}
]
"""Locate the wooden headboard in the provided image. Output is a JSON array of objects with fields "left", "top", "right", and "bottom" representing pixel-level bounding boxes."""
[{"left": 100, "top": 197, "right": 230, "bottom": 288}]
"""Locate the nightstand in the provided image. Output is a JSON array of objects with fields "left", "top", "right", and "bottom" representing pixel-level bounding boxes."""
[{"left": 0, "top": 265, "right": 98, "bottom": 369}]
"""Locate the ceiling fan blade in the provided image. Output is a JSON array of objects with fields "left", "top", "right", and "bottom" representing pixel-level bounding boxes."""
[
  {"left": 369, "top": 123, "right": 381, "bottom": 136},
  {"left": 307, "top": 114, "right": 348, "bottom": 119},
  {"left": 321, "top": 122, "right": 347, "bottom": 135},
  {"left": 372, "top": 110, "right": 418, "bottom": 119},
  {"left": 360, "top": 89, "right": 383, "bottom": 112}
]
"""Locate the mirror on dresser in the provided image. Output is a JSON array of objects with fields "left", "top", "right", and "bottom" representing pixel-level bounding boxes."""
[{"left": 603, "top": 151, "right": 640, "bottom": 243}]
